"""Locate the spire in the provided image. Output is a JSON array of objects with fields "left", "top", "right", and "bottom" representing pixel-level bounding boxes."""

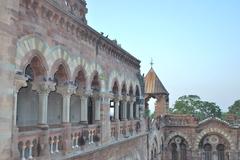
[
  {"left": 144, "top": 67, "right": 169, "bottom": 95},
  {"left": 150, "top": 58, "right": 154, "bottom": 68}
]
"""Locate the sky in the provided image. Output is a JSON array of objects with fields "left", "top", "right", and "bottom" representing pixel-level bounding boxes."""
[{"left": 86, "top": 0, "right": 240, "bottom": 111}]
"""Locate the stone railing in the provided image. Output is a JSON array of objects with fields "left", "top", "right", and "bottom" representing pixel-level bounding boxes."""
[
  {"left": 18, "top": 130, "right": 42, "bottom": 160},
  {"left": 49, "top": 128, "right": 65, "bottom": 154},
  {"left": 70, "top": 124, "right": 101, "bottom": 151},
  {"left": 71, "top": 125, "right": 83, "bottom": 149},
  {"left": 111, "top": 122, "right": 118, "bottom": 140}
]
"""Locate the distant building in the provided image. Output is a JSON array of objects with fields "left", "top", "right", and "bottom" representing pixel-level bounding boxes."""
[{"left": 146, "top": 68, "right": 240, "bottom": 160}]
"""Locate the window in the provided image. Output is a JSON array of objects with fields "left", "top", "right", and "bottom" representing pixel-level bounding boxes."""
[
  {"left": 204, "top": 144, "right": 212, "bottom": 160},
  {"left": 171, "top": 143, "right": 177, "bottom": 160},
  {"left": 217, "top": 144, "right": 225, "bottom": 160}
]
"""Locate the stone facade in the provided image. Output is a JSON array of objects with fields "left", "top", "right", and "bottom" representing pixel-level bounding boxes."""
[
  {"left": 0, "top": 1, "right": 240, "bottom": 160},
  {"left": 0, "top": 0, "right": 147, "bottom": 160},
  {"left": 148, "top": 114, "right": 240, "bottom": 160}
]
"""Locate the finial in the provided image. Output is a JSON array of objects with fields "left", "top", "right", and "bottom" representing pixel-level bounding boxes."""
[{"left": 150, "top": 58, "right": 154, "bottom": 68}]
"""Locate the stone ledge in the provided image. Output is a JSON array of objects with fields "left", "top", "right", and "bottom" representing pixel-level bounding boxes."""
[{"left": 57, "top": 132, "right": 148, "bottom": 160}]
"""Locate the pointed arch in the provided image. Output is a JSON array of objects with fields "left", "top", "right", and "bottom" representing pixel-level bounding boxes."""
[
  {"left": 51, "top": 60, "right": 71, "bottom": 83},
  {"left": 112, "top": 79, "right": 120, "bottom": 95},
  {"left": 16, "top": 35, "right": 49, "bottom": 72},
  {"left": 121, "top": 81, "right": 127, "bottom": 95},
  {"left": 165, "top": 132, "right": 192, "bottom": 149},
  {"left": 194, "top": 128, "right": 234, "bottom": 150},
  {"left": 47, "top": 46, "right": 73, "bottom": 78}
]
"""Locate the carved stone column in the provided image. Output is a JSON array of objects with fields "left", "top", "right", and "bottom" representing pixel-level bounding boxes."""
[
  {"left": 114, "top": 96, "right": 121, "bottom": 140},
  {"left": 122, "top": 96, "right": 128, "bottom": 121},
  {"left": 35, "top": 81, "right": 56, "bottom": 127},
  {"left": 12, "top": 74, "right": 28, "bottom": 159},
  {"left": 80, "top": 93, "right": 88, "bottom": 124},
  {"left": 93, "top": 93, "right": 101, "bottom": 121},
  {"left": 57, "top": 84, "right": 76, "bottom": 123},
  {"left": 56, "top": 84, "right": 76, "bottom": 154},
  {"left": 100, "top": 93, "right": 111, "bottom": 144},
  {"left": 136, "top": 104, "right": 140, "bottom": 119},
  {"left": 13, "top": 74, "right": 28, "bottom": 127},
  {"left": 114, "top": 98, "right": 120, "bottom": 121},
  {"left": 32, "top": 80, "right": 56, "bottom": 159},
  {"left": 129, "top": 97, "right": 135, "bottom": 120}
]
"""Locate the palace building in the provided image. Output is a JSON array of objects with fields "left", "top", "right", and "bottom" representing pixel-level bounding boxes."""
[{"left": 0, "top": 0, "right": 240, "bottom": 160}]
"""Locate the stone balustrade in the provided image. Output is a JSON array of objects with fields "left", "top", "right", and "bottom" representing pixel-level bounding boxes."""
[
  {"left": 18, "top": 131, "right": 41, "bottom": 160},
  {"left": 111, "top": 122, "right": 118, "bottom": 140},
  {"left": 16, "top": 120, "right": 140, "bottom": 159},
  {"left": 71, "top": 127, "right": 82, "bottom": 149},
  {"left": 49, "top": 128, "right": 64, "bottom": 154}
]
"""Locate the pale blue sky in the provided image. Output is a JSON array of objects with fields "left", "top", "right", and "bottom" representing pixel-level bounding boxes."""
[{"left": 86, "top": 0, "right": 240, "bottom": 111}]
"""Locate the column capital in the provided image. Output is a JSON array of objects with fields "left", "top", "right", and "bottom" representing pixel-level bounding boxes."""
[
  {"left": 14, "top": 74, "right": 28, "bottom": 92},
  {"left": 113, "top": 94, "right": 122, "bottom": 101},
  {"left": 57, "top": 84, "right": 77, "bottom": 96},
  {"left": 34, "top": 81, "right": 56, "bottom": 94},
  {"left": 122, "top": 95, "right": 129, "bottom": 101},
  {"left": 129, "top": 96, "right": 136, "bottom": 102}
]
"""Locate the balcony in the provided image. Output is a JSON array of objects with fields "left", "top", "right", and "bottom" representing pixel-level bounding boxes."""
[{"left": 16, "top": 124, "right": 101, "bottom": 160}]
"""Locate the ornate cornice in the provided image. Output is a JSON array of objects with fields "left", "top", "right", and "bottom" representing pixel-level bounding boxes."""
[{"left": 20, "top": 0, "right": 141, "bottom": 69}]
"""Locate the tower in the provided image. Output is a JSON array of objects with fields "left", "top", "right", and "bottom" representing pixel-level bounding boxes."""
[{"left": 144, "top": 67, "right": 169, "bottom": 117}]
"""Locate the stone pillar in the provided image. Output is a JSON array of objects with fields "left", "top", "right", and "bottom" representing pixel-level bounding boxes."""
[
  {"left": 56, "top": 84, "right": 76, "bottom": 154},
  {"left": 100, "top": 93, "right": 111, "bottom": 144},
  {"left": 136, "top": 104, "right": 140, "bottom": 119},
  {"left": 129, "top": 97, "right": 135, "bottom": 120},
  {"left": 39, "top": 128, "right": 50, "bottom": 159},
  {"left": 122, "top": 98, "right": 127, "bottom": 120},
  {"left": 56, "top": 84, "right": 76, "bottom": 124},
  {"left": 12, "top": 75, "right": 28, "bottom": 159},
  {"left": 62, "top": 95, "right": 71, "bottom": 123},
  {"left": 80, "top": 94, "right": 88, "bottom": 124},
  {"left": 36, "top": 81, "right": 55, "bottom": 127},
  {"left": 94, "top": 95, "right": 101, "bottom": 121},
  {"left": 114, "top": 99, "right": 120, "bottom": 121}
]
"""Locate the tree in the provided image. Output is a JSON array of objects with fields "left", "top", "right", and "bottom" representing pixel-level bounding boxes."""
[
  {"left": 171, "top": 95, "right": 222, "bottom": 120},
  {"left": 228, "top": 100, "right": 240, "bottom": 116}
]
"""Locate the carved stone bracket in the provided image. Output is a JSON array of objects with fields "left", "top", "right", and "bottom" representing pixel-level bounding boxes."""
[
  {"left": 32, "top": 80, "right": 56, "bottom": 94},
  {"left": 56, "top": 84, "right": 77, "bottom": 96},
  {"left": 14, "top": 74, "right": 28, "bottom": 92}
]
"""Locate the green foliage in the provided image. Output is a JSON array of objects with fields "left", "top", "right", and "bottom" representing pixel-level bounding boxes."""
[
  {"left": 150, "top": 111, "right": 155, "bottom": 119},
  {"left": 145, "top": 109, "right": 150, "bottom": 118},
  {"left": 228, "top": 100, "right": 240, "bottom": 116},
  {"left": 172, "top": 95, "right": 222, "bottom": 120}
]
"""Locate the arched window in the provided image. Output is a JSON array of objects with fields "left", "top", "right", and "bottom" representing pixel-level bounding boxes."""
[
  {"left": 17, "top": 54, "right": 46, "bottom": 127},
  {"left": 169, "top": 136, "right": 188, "bottom": 160},
  {"left": 204, "top": 144, "right": 212, "bottom": 160},
  {"left": 171, "top": 143, "right": 178, "bottom": 160},
  {"left": 180, "top": 143, "right": 187, "bottom": 160},
  {"left": 217, "top": 144, "right": 225, "bottom": 160},
  {"left": 48, "top": 64, "right": 68, "bottom": 125}
]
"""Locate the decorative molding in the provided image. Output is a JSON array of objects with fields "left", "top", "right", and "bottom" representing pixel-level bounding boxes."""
[
  {"left": 19, "top": 0, "right": 140, "bottom": 69},
  {"left": 193, "top": 127, "right": 235, "bottom": 150}
]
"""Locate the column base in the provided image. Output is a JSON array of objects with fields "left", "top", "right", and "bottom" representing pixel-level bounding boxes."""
[
  {"left": 62, "top": 122, "right": 71, "bottom": 127},
  {"left": 37, "top": 124, "right": 49, "bottom": 130},
  {"left": 113, "top": 119, "right": 120, "bottom": 122},
  {"left": 79, "top": 121, "right": 88, "bottom": 125}
]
